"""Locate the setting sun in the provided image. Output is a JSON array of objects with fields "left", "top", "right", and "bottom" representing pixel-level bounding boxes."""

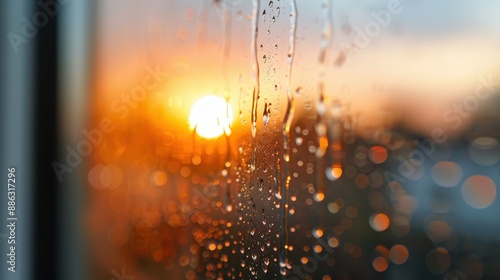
[{"left": 189, "top": 95, "right": 233, "bottom": 139}]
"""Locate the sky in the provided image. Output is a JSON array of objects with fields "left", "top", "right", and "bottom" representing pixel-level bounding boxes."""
[{"left": 92, "top": 0, "right": 500, "bottom": 137}]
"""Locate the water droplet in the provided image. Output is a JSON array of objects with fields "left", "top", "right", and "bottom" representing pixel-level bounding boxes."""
[
  {"left": 275, "top": 192, "right": 282, "bottom": 200},
  {"left": 250, "top": 0, "right": 260, "bottom": 140},
  {"left": 263, "top": 55, "right": 267, "bottom": 63},
  {"left": 263, "top": 102, "right": 271, "bottom": 125},
  {"left": 251, "top": 252, "right": 257, "bottom": 260},
  {"left": 250, "top": 225, "right": 256, "bottom": 236}
]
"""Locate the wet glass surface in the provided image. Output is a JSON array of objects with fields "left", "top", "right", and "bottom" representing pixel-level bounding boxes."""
[{"left": 85, "top": 1, "right": 500, "bottom": 279}]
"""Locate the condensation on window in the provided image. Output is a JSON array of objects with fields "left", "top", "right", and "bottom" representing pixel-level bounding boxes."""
[{"left": 86, "top": 0, "right": 500, "bottom": 279}]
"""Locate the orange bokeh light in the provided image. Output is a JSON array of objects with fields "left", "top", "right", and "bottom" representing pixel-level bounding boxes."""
[
  {"left": 373, "top": 256, "right": 389, "bottom": 272},
  {"left": 370, "top": 213, "right": 390, "bottom": 232},
  {"left": 331, "top": 165, "right": 343, "bottom": 179}
]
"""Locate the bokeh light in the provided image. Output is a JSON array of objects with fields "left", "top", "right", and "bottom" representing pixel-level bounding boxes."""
[
  {"left": 461, "top": 175, "right": 497, "bottom": 209},
  {"left": 369, "top": 146, "right": 388, "bottom": 164},
  {"left": 373, "top": 257, "right": 389, "bottom": 272},
  {"left": 431, "top": 161, "right": 462, "bottom": 187},
  {"left": 468, "top": 137, "right": 500, "bottom": 166},
  {"left": 426, "top": 247, "right": 451, "bottom": 275},
  {"left": 389, "top": 245, "right": 409, "bottom": 265},
  {"left": 370, "top": 213, "right": 390, "bottom": 232}
]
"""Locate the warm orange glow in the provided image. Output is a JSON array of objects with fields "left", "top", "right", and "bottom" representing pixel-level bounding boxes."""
[
  {"left": 319, "top": 137, "right": 329, "bottom": 150},
  {"left": 369, "top": 146, "right": 388, "bottom": 164},
  {"left": 331, "top": 165, "right": 343, "bottom": 179},
  {"left": 313, "top": 228, "right": 324, "bottom": 238},
  {"left": 153, "top": 171, "right": 168, "bottom": 186},
  {"left": 315, "top": 192, "right": 325, "bottom": 202},
  {"left": 189, "top": 95, "right": 233, "bottom": 139},
  {"left": 373, "top": 256, "right": 389, "bottom": 272},
  {"left": 370, "top": 213, "right": 390, "bottom": 232}
]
